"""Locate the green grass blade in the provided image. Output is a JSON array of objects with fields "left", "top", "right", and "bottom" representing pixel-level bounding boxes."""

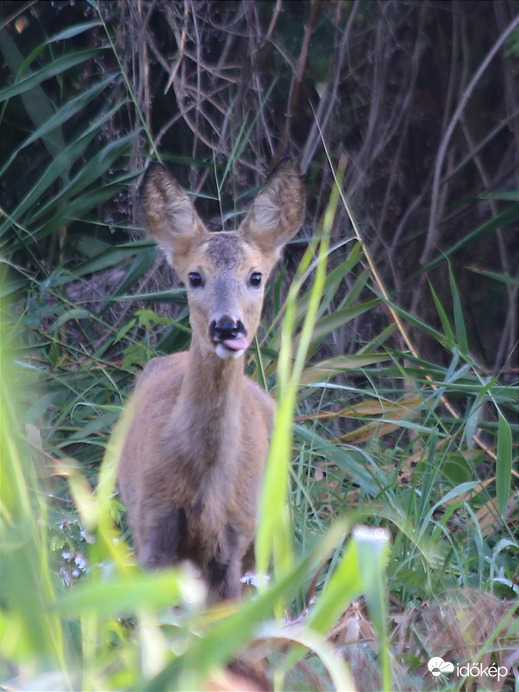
[
  {"left": 293, "top": 423, "right": 381, "bottom": 495},
  {"left": 429, "top": 280, "right": 454, "bottom": 345},
  {"left": 306, "top": 298, "right": 380, "bottom": 352},
  {"left": 1, "top": 131, "right": 98, "bottom": 236},
  {"left": 305, "top": 535, "right": 362, "bottom": 634},
  {"left": 467, "top": 266, "right": 519, "bottom": 286},
  {"left": 73, "top": 240, "right": 156, "bottom": 276},
  {"left": 260, "top": 622, "right": 356, "bottom": 692},
  {"left": 299, "top": 352, "right": 389, "bottom": 385},
  {"left": 496, "top": 412, "right": 513, "bottom": 517},
  {"left": 448, "top": 262, "right": 468, "bottom": 353},
  {"left": 47, "top": 21, "right": 103, "bottom": 43},
  {"left": 422, "top": 202, "right": 519, "bottom": 272},
  {"left": 256, "top": 161, "right": 343, "bottom": 583},
  {"left": 0, "top": 44, "right": 104, "bottom": 103},
  {"left": 151, "top": 521, "right": 349, "bottom": 692},
  {"left": 353, "top": 526, "right": 392, "bottom": 692},
  {"left": 0, "top": 350, "right": 66, "bottom": 674},
  {"left": 0, "top": 73, "right": 118, "bottom": 178},
  {"left": 0, "top": 28, "right": 65, "bottom": 164},
  {"left": 53, "top": 569, "right": 201, "bottom": 617},
  {"left": 99, "top": 247, "right": 157, "bottom": 314}
]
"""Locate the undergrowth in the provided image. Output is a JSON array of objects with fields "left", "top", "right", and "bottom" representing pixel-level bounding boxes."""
[{"left": 1, "top": 2, "right": 518, "bottom": 691}]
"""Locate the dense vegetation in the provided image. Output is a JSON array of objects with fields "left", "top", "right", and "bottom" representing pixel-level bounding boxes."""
[{"left": 1, "top": 1, "right": 518, "bottom": 690}]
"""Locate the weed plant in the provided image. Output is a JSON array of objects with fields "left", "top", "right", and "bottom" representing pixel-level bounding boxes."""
[{"left": 1, "top": 2, "right": 518, "bottom": 691}]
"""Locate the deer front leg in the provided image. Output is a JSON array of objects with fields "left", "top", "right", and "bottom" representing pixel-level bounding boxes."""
[
  {"left": 205, "top": 523, "right": 243, "bottom": 601},
  {"left": 138, "top": 507, "right": 186, "bottom": 569},
  {"left": 206, "top": 557, "right": 241, "bottom": 601}
]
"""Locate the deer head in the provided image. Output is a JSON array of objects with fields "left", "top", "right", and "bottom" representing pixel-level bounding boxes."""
[{"left": 140, "top": 160, "right": 305, "bottom": 359}]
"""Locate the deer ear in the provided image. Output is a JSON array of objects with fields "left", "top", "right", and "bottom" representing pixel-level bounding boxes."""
[
  {"left": 139, "top": 163, "right": 207, "bottom": 270},
  {"left": 239, "top": 159, "right": 305, "bottom": 258}
]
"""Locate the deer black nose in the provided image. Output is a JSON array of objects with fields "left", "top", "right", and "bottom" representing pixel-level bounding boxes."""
[{"left": 209, "top": 317, "right": 246, "bottom": 342}]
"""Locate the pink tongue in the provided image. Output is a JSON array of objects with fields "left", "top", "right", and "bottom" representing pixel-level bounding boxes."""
[{"left": 223, "top": 336, "right": 249, "bottom": 351}]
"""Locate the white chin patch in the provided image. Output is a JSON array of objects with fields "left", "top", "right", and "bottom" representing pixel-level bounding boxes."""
[{"left": 215, "top": 343, "right": 246, "bottom": 360}]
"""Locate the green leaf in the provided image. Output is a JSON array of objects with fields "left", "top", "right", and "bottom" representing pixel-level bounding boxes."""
[
  {"left": 466, "top": 266, "right": 519, "bottom": 286},
  {"left": 53, "top": 569, "right": 194, "bottom": 616},
  {"left": 0, "top": 45, "right": 104, "bottom": 103},
  {"left": 378, "top": 293, "right": 446, "bottom": 344},
  {"left": 0, "top": 73, "right": 118, "bottom": 178},
  {"left": 256, "top": 167, "right": 344, "bottom": 584},
  {"left": 286, "top": 525, "right": 391, "bottom": 690},
  {"left": 0, "top": 368, "right": 65, "bottom": 669},
  {"left": 448, "top": 263, "right": 467, "bottom": 353},
  {"left": 480, "top": 190, "right": 519, "bottom": 202},
  {"left": 307, "top": 298, "right": 380, "bottom": 351},
  {"left": 54, "top": 131, "right": 138, "bottom": 202},
  {"left": 417, "top": 481, "right": 481, "bottom": 544},
  {"left": 72, "top": 241, "right": 155, "bottom": 277},
  {"left": 258, "top": 622, "right": 356, "bottom": 692},
  {"left": 1, "top": 126, "right": 100, "bottom": 235},
  {"left": 114, "top": 288, "right": 186, "bottom": 304},
  {"left": 305, "top": 534, "right": 362, "bottom": 634},
  {"left": 65, "top": 410, "right": 119, "bottom": 442},
  {"left": 496, "top": 412, "right": 513, "bottom": 517},
  {"left": 293, "top": 424, "right": 380, "bottom": 495},
  {"left": 353, "top": 526, "right": 391, "bottom": 691},
  {"left": 47, "top": 21, "right": 103, "bottom": 43},
  {"left": 0, "top": 28, "right": 65, "bottom": 165},
  {"left": 32, "top": 176, "right": 136, "bottom": 242},
  {"left": 314, "top": 244, "right": 365, "bottom": 319},
  {"left": 148, "top": 521, "right": 349, "bottom": 692},
  {"left": 52, "top": 308, "right": 92, "bottom": 330},
  {"left": 429, "top": 280, "right": 454, "bottom": 345},
  {"left": 422, "top": 203, "right": 519, "bottom": 272},
  {"left": 299, "top": 352, "right": 389, "bottom": 385},
  {"left": 100, "top": 247, "right": 157, "bottom": 314}
]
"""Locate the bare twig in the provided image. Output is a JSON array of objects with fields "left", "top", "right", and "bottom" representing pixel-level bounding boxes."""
[{"left": 421, "top": 11, "right": 519, "bottom": 265}]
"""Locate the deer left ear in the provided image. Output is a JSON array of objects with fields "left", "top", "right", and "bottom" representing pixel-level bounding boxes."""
[
  {"left": 239, "top": 159, "right": 305, "bottom": 258},
  {"left": 139, "top": 163, "right": 208, "bottom": 272}
]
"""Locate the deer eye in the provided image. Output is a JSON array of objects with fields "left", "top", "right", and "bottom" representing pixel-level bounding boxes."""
[
  {"left": 249, "top": 272, "right": 262, "bottom": 288},
  {"left": 188, "top": 272, "right": 203, "bottom": 288}
]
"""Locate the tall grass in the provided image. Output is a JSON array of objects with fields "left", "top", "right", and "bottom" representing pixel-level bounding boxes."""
[{"left": 2, "top": 174, "right": 517, "bottom": 688}]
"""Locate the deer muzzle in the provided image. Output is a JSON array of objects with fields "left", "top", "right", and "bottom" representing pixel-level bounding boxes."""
[{"left": 209, "top": 317, "right": 249, "bottom": 359}]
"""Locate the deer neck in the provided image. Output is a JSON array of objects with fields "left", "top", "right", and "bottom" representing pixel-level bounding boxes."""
[{"left": 174, "top": 335, "right": 244, "bottom": 467}]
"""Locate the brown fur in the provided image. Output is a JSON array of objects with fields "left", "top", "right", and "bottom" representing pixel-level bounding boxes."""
[{"left": 117, "top": 160, "right": 305, "bottom": 600}]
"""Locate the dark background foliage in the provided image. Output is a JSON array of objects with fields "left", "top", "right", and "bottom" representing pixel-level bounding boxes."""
[{"left": 2, "top": 0, "right": 518, "bottom": 371}]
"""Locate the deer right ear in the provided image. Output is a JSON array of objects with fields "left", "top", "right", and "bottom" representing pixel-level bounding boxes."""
[
  {"left": 240, "top": 158, "right": 305, "bottom": 259},
  {"left": 139, "top": 163, "right": 206, "bottom": 270}
]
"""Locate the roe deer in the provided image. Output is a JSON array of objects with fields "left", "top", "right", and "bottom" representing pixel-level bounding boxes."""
[{"left": 117, "top": 160, "right": 305, "bottom": 601}]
